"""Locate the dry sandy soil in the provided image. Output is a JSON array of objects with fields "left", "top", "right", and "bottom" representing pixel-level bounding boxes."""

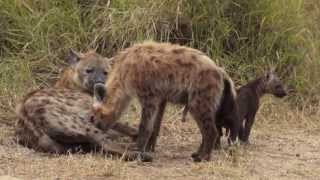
[{"left": 0, "top": 98, "right": 319, "bottom": 180}]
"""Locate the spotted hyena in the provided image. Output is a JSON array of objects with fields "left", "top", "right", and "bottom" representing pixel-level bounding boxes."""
[
  {"left": 237, "top": 69, "right": 287, "bottom": 144},
  {"left": 15, "top": 50, "right": 150, "bottom": 161},
  {"left": 92, "top": 41, "right": 237, "bottom": 162}
]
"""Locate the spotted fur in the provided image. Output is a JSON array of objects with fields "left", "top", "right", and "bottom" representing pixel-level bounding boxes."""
[{"left": 93, "top": 41, "right": 237, "bottom": 162}]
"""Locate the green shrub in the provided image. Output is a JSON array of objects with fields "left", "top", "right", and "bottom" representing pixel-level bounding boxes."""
[{"left": 0, "top": 0, "right": 318, "bottom": 118}]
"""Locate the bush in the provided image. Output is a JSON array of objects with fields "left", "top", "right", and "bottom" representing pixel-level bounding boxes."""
[{"left": 0, "top": 0, "right": 319, "bottom": 119}]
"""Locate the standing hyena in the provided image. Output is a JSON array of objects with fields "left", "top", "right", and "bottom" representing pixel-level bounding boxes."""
[
  {"left": 92, "top": 41, "right": 237, "bottom": 162},
  {"left": 15, "top": 50, "right": 150, "bottom": 161},
  {"left": 237, "top": 70, "right": 287, "bottom": 144}
]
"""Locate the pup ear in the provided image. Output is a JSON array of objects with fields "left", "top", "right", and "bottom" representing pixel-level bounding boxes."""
[
  {"left": 93, "top": 83, "right": 107, "bottom": 107},
  {"left": 67, "top": 48, "right": 81, "bottom": 65}
]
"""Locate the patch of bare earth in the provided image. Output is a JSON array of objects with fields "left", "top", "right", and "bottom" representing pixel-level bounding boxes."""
[{"left": 0, "top": 98, "right": 319, "bottom": 180}]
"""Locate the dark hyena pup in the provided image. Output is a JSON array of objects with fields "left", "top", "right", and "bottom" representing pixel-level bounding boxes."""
[
  {"left": 237, "top": 69, "right": 287, "bottom": 144},
  {"left": 92, "top": 41, "right": 237, "bottom": 162}
]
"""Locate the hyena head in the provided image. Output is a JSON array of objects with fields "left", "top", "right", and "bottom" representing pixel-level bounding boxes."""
[
  {"left": 67, "top": 49, "right": 112, "bottom": 94},
  {"left": 263, "top": 69, "right": 287, "bottom": 98}
]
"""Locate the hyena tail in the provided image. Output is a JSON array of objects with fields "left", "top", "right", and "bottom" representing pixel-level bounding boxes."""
[
  {"left": 219, "top": 68, "right": 237, "bottom": 100},
  {"left": 218, "top": 69, "right": 239, "bottom": 139}
]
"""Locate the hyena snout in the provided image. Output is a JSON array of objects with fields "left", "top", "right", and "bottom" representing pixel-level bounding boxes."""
[
  {"left": 85, "top": 71, "right": 107, "bottom": 92},
  {"left": 273, "top": 84, "right": 287, "bottom": 98},
  {"left": 94, "top": 83, "right": 106, "bottom": 103}
]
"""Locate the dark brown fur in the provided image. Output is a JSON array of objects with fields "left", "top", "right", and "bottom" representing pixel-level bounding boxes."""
[{"left": 237, "top": 70, "right": 287, "bottom": 144}]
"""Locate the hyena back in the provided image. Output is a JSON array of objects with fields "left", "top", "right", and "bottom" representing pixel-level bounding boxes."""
[
  {"left": 93, "top": 41, "right": 237, "bottom": 162},
  {"left": 237, "top": 70, "right": 287, "bottom": 144}
]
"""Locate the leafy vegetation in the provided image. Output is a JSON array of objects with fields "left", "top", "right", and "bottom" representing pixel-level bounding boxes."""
[{"left": 0, "top": 0, "right": 319, "bottom": 122}]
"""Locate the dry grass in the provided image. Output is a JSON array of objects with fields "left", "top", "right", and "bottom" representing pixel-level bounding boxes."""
[
  {"left": 0, "top": 1, "right": 319, "bottom": 179},
  {"left": 0, "top": 97, "right": 319, "bottom": 180}
]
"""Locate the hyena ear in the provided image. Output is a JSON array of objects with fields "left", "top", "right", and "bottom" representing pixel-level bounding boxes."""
[
  {"left": 93, "top": 83, "right": 107, "bottom": 106},
  {"left": 67, "top": 49, "right": 80, "bottom": 65},
  {"left": 104, "top": 57, "right": 115, "bottom": 67}
]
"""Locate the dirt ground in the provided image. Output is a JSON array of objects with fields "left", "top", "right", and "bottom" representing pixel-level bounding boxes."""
[{"left": 0, "top": 99, "right": 319, "bottom": 180}]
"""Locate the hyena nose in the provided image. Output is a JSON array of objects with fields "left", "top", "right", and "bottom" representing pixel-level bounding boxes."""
[
  {"left": 277, "top": 90, "right": 287, "bottom": 97},
  {"left": 283, "top": 91, "right": 288, "bottom": 96},
  {"left": 94, "top": 78, "right": 105, "bottom": 85}
]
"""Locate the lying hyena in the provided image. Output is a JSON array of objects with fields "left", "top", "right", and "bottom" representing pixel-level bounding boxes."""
[
  {"left": 92, "top": 41, "right": 237, "bottom": 162},
  {"left": 237, "top": 70, "right": 287, "bottom": 144},
  {"left": 15, "top": 50, "right": 150, "bottom": 161},
  {"left": 53, "top": 49, "right": 135, "bottom": 135}
]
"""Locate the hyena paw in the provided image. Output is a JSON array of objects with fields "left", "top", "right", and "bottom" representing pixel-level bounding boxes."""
[
  {"left": 191, "top": 152, "right": 210, "bottom": 162},
  {"left": 137, "top": 152, "right": 153, "bottom": 162},
  {"left": 126, "top": 152, "right": 153, "bottom": 162},
  {"left": 240, "top": 140, "right": 250, "bottom": 145}
]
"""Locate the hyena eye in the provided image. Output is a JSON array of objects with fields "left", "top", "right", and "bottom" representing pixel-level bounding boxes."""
[
  {"left": 103, "top": 71, "right": 108, "bottom": 75},
  {"left": 86, "top": 68, "right": 94, "bottom": 74}
]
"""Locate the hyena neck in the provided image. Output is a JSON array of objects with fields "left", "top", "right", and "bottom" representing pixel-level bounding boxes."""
[
  {"left": 99, "top": 78, "right": 131, "bottom": 126},
  {"left": 55, "top": 69, "right": 84, "bottom": 92},
  {"left": 248, "top": 76, "right": 267, "bottom": 99}
]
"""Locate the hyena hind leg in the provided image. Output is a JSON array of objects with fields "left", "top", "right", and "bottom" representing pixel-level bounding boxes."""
[
  {"left": 15, "top": 119, "right": 68, "bottom": 153},
  {"left": 37, "top": 134, "right": 68, "bottom": 154},
  {"left": 189, "top": 98, "right": 218, "bottom": 162},
  {"left": 111, "top": 122, "right": 139, "bottom": 140}
]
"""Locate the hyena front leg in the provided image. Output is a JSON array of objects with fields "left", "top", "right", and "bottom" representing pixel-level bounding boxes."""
[
  {"left": 111, "top": 122, "right": 139, "bottom": 140},
  {"left": 136, "top": 98, "right": 162, "bottom": 153},
  {"left": 189, "top": 95, "right": 218, "bottom": 162},
  {"left": 85, "top": 126, "right": 152, "bottom": 162},
  {"left": 145, "top": 100, "right": 167, "bottom": 152}
]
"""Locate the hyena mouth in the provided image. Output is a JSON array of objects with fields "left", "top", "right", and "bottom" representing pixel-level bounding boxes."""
[{"left": 275, "top": 91, "right": 287, "bottom": 98}]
